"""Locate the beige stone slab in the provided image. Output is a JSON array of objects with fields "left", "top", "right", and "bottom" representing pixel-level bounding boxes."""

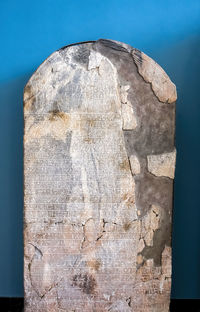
[{"left": 24, "top": 39, "right": 176, "bottom": 311}]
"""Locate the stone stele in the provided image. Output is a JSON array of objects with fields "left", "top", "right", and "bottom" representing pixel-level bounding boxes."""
[{"left": 23, "top": 39, "right": 176, "bottom": 312}]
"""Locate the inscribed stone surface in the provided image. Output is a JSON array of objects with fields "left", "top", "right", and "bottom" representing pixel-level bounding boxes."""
[{"left": 23, "top": 39, "right": 176, "bottom": 311}]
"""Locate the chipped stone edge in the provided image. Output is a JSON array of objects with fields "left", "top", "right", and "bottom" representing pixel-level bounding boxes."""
[{"left": 131, "top": 48, "right": 177, "bottom": 104}]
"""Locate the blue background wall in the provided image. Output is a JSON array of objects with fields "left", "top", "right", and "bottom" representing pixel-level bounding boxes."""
[{"left": 0, "top": 0, "right": 199, "bottom": 298}]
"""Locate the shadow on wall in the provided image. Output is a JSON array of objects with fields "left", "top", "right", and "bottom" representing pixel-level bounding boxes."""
[{"left": 0, "top": 35, "right": 199, "bottom": 298}]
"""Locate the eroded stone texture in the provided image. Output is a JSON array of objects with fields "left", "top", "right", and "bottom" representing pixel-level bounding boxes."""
[{"left": 24, "top": 39, "right": 176, "bottom": 311}]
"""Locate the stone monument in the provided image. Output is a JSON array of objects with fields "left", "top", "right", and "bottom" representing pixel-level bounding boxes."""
[{"left": 23, "top": 39, "right": 176, "bottom": 311}]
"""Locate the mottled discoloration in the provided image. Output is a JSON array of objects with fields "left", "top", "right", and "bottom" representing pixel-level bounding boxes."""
[
  {"left": 134, "top": 172, "right": 173, "bottom": 218},
  {"left": 72, "top": 273, "right": 96, "bottom": 294},
  {"left": 87, "top": 259, "right": 101, "bottom": 271},
  {"left": 24, "top": 39, "right": 176, "bottom": 311}
]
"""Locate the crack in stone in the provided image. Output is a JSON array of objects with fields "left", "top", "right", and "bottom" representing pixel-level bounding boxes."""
[
  {"left": 27, "top": 244, "right": 61, "bottom": 300},
  {"left": 28, "top": 243, "right": 43, "bottom": 259},
  {"left": 126, "top": 296, "right": 132, "bottom": 307},
  {"left": 27, "top": 244, "right": 43, "bottom": 298},
  {"left": 80, "top": 217, "right": 93, "bottom": 249},
  {"left": 95, "top": 218, "right": 107, "bottom": 241},
  {"left": 40, "top": 280, "right": 60, "bottom": 299}
]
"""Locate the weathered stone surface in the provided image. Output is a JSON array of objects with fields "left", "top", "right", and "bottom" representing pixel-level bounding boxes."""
[{"left": 24, "top": 39, "right": 176, "bottom": 311}]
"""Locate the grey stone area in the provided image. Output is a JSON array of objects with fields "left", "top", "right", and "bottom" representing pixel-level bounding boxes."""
[{"left": 23, "top": 39, "right": 176, "bottom": 311}]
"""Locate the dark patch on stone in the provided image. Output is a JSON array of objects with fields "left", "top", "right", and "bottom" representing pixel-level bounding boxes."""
[
  {"left": 141, "top": 219, "right": 171, "bottom": 266},
  {"left": 136, "top": 175, "right": 172, "bottom": 266},
  {"left": 72, "top": 273, "right": 96, "bottom": 294},
  {"left": 134, "top": 172, "right": 173, "bottom": 218},
  {"left": 123, "top": 99, "right": 175, "bottom": 157},
  {"left": 28, "top": 262, "right": 31, "bottom": 272},
  {"left": 48, "top": 109, "right": 60, "bottom": 120},
  {"left": 97, "top": 39, "right": 129, "bottom": 53}
]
